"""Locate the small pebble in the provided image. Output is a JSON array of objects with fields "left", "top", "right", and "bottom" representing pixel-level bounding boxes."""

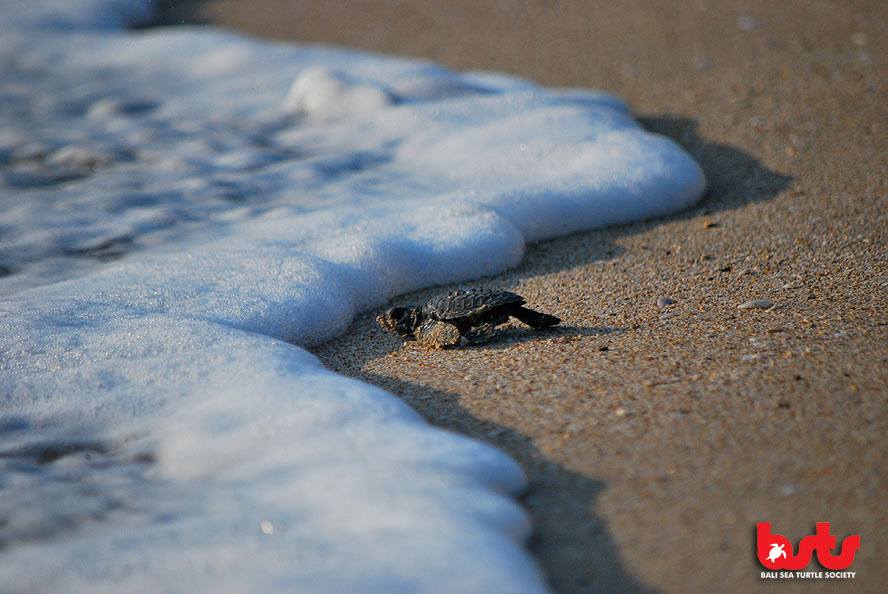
[
  {"left": 656, "top": 296, "right": 675, "bottom": 308},
  {"left": 260, "top": 520, "right": 274, "bottom": 534},
  {"left": 737, "top": 299, "right": 774, "bottom": 309},
  {"left": 614, "top": 407, "right": 627, "bottom": 418},
  {"left": 659, "top": 311, "right": 679, "bottom": 319}
]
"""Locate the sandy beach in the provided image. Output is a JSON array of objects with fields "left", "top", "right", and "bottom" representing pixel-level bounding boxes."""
[{"left": 159, "top": 1, "right": 887, "bottom": 592}]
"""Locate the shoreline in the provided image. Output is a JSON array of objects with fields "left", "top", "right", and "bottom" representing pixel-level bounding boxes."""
[{"left": 159, "top": 2, "right": 887, "bottom": 592}]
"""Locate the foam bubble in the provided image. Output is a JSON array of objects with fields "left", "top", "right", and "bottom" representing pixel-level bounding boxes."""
[{"left": 284, "top": 67, "right": 397, "bottom": 119}]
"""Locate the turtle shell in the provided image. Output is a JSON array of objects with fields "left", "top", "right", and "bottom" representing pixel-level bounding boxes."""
[{"left": 421, "top": 289, "right": 524, "bottom": 321}]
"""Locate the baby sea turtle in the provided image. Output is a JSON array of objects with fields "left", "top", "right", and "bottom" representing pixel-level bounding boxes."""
[{"left": 376, "top": 288, "right": 560, "bottom": 349}]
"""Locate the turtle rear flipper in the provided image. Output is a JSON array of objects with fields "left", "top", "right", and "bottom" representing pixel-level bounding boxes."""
[{"left": 508, "top": 305, "right": 560, "bottom": 329}]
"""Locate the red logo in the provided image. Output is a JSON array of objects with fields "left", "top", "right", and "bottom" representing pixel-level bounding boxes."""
[{"left": 756, "top": 522, "right": 860, "bottom": 570}]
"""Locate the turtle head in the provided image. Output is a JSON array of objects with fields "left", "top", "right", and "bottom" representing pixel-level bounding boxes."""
[{"left": 376, "top": 306, "right": 421, "bottom": 339}]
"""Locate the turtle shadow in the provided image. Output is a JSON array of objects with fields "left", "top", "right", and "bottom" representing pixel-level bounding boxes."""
[
  {"left": 369, "top": 322, "right": 623, "bottom": 354},
  {"left": 466, "top": 324, "right": 624, "bottom": 352}
]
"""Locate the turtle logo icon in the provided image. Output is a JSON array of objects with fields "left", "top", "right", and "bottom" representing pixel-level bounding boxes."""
[
  {"left": 756, "top": 522, "right": 860, "bottom": 570},
  {"left": 767, "top": 543, "right": 787, "bottom": 564}
]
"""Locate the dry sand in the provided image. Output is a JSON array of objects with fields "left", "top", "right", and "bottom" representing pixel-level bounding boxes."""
[{"left": 158, "top": 2, "right": 887, "bottom": 592}]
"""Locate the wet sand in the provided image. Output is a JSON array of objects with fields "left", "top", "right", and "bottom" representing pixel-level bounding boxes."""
[{"left": 158, "top": 1, "right": 887, "bottom": 592}]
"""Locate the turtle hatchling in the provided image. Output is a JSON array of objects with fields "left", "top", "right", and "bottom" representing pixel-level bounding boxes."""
[{"left": 376, "top": 288, "right": 560, "bottom": 349}]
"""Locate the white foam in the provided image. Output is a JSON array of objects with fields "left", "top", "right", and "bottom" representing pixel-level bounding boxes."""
[
  {"left": 0, "top": 1, "right": 705, "bottom": 592},
  {"left": 284, "top": 67, "right": 397, "bottom": 119}
]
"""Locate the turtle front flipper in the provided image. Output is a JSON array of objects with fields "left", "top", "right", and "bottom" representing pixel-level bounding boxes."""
[
  {"left": 415, "top": 319, "right": 462, "bottom": 350},
  {"left": 463, "top": 322, "right": 498, "bottom": 345}
]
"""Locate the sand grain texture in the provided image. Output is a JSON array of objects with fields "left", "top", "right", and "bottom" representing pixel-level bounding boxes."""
[{"left": 160, "top": 1, "right": 887, "bottom": 592}]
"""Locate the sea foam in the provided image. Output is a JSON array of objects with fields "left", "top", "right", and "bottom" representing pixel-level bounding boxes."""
[{"left": 0, "top": 1, "right": 705, "bottom": 592}]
